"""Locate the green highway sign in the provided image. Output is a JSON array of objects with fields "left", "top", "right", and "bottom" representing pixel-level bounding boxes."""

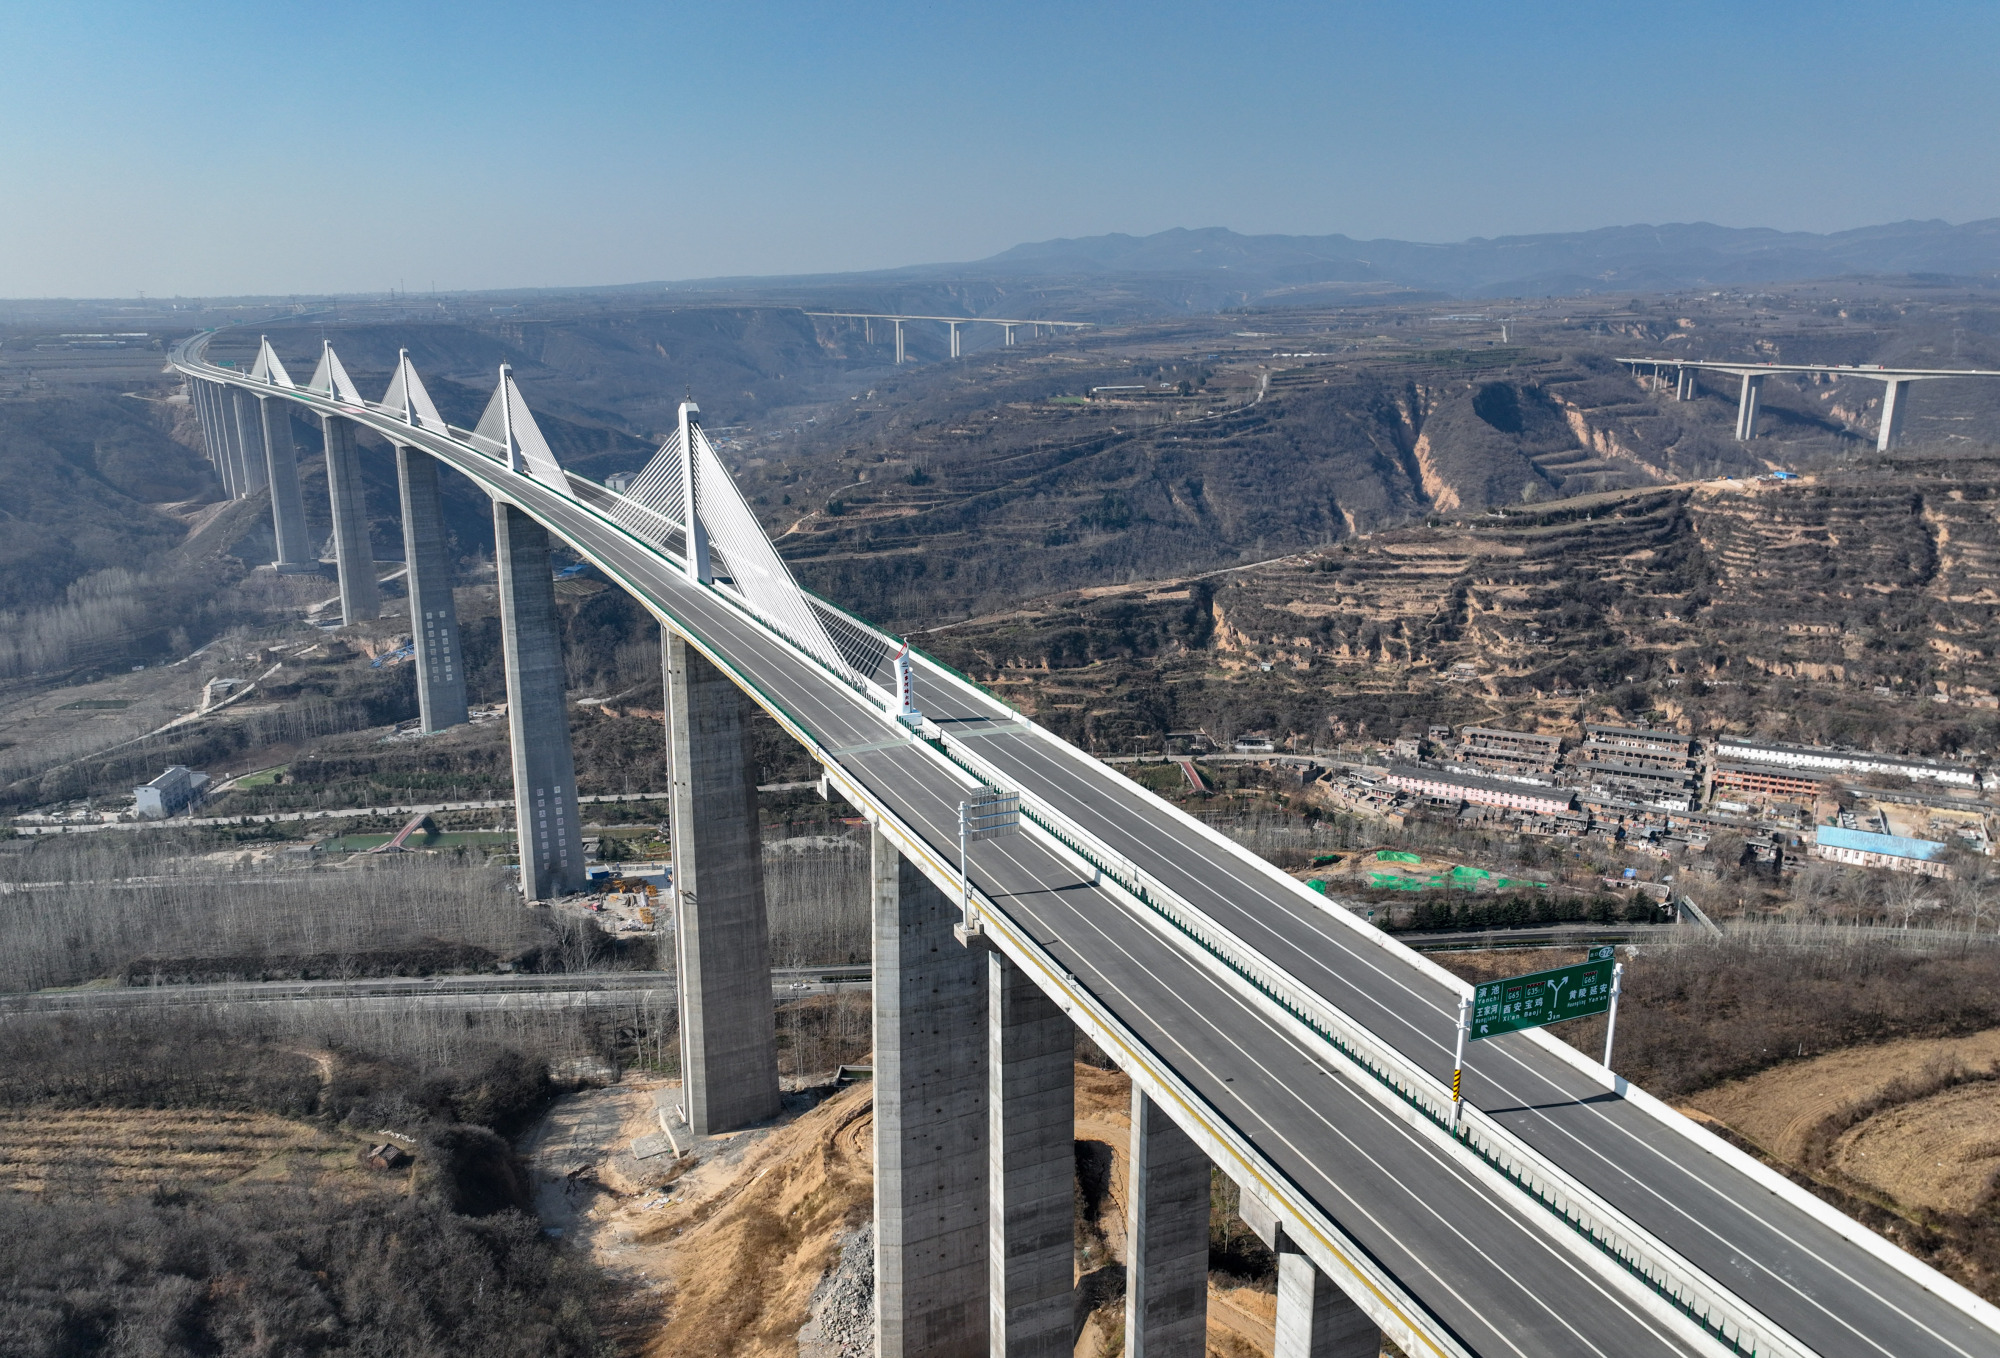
[{"left": 1469, "top": 945, "right": 1616, "bottom": 1041}]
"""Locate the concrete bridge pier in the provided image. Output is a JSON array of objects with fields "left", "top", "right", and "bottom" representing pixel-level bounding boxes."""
[
  {"left": 1676, "top": 366, "right": 1695, "bottom": 401},
  {"left": 208, "top": 384, "right": 242, "bottom": 497},
  {"left": 257, "top": 396, "right": 314, "bottom": 571},
  {"left": 494, "top": 501, "right": 585, "bottom": 901},
  {"left": 1275, "top": 1251, "right": 1378, "bottom": 1358},
  {"left": 661, "top": 632, "right": 780, "bottom": 1135},
  {"left": 895, "top": 319, "right": 906, "bottom": 365},
  {"left": 874, "top": 825, "right": 989, "bottom": 1357},
  {"left": 1735, "top": 373, "right": 1764, "bottom": 440},
  {"left": 189, "top": 383, "right": 226, "bottom": 496},
  {"left": 1878, "top": 377, "right": 1912, "bottom": 451},
  {"left": 1239, "top": 1196, "right": 1380, "bottom": 1357},
  {"left": 214, "top": 385, "right": 250, "bottom": 497},
  {"left": 987, "top": 952, "right": 1075, "bottom": 1357},
  {"left": 949, "top": 321, "right": 961, "bottom": 359},
  {"left": 1126, "top": 1088, "right": 1211, "bottom": 1358},
  {"left": 230, "top": 389, "right": 268, "bottom": 496},
  {"left": 320, "top": 415, "right": 380, "bottom": 624},
  {"left": 205, "top": 384, "right": 234, "bottom": 496},
  {"left": 394, "top": 446, "right": 468, "bottom": 732},
  {"left": 1002, "top": 324, "right": 1016, "bottom": 347}
]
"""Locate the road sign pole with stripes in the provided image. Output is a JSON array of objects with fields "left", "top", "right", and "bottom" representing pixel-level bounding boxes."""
[{"left": 1449, "top": 994, "right": 1470, "bottom": 1132}]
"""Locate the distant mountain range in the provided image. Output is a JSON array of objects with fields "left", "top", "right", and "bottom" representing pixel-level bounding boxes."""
[{"left": 675, "top": 219, "right": 2000, "bottom": 313}]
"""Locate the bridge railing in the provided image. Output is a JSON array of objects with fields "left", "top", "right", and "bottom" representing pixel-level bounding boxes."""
[
  {"left": 937, "top": 729, "right": 1817, "bottom": 1358},
  {"left": 181, "top": 337, "right": 1817, "bottom": 1354}
]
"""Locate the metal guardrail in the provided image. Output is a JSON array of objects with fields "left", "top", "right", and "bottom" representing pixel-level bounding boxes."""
[
  {"left": 180, "top": 336, "right": 1809, "bottom": 1357},
  {"left": 938, "top": 730, "right": 1815, "bottom": 1358}
]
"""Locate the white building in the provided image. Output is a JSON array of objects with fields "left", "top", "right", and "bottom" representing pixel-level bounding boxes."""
[
  {"left": 134, "top": 765, "right": 208, "bottom": 819},
  {"left": 1714, "top": 739, "right": 1979, "bottom": 789}
]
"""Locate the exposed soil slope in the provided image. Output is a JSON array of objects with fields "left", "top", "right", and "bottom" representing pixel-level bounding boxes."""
[{"left": 634, "top": 1083, "right": 875, "bottom": 1358}]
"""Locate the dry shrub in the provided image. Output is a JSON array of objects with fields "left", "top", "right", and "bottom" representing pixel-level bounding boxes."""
[{"left": 1575, "top": 924, "right": 2000, "bottom": 1097}]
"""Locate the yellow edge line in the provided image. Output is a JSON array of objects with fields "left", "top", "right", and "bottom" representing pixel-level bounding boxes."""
[{"left": 187, "top": 359, "right": 1452, "bottom": 1357}]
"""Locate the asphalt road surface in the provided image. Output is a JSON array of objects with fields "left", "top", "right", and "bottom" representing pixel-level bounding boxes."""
[{"left": 172, "top": 346, "right": 1992, "bottom": 1358}]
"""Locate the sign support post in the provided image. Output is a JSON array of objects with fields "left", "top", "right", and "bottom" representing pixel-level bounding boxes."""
[
  {"left": 1602, "top": 961, "right": 1625, "bottom": 1068},
  {"left": 958, "top": 800, "right": 971, "bottom": 926},
  {"left": 1449, "top": 994, "right": 1470, "bottom": 1133},
  {"left": 955, "top": 791, "right": 1020, "bottom": 937}
]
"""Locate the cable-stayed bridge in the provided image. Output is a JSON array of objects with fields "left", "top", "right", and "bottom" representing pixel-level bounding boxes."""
[{"left": 172, "top": 331, "right": 2000, "bottom": 1358}]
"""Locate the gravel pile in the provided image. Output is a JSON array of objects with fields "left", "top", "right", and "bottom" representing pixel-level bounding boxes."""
[{"left": 798, "top": 1222, "right": 875, "bottom": 1358}]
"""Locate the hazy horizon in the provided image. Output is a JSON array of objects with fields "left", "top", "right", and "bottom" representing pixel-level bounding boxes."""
[{"left": 4, "top": 0, "right": 1997, "bottom": 297}]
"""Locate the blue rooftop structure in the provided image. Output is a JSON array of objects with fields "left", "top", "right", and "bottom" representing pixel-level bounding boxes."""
[{"left": 1815, "top": 825, "right": 1946, "bottom": 861}]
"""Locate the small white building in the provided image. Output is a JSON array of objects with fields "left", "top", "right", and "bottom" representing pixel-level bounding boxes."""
[{"left": 134, "top": 765, "right": 208, "bottom": 819}]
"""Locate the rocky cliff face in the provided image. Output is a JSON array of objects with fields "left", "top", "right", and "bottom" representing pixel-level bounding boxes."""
[{"left": 930, "top": 458, "right": 2000, "bottom": 757}]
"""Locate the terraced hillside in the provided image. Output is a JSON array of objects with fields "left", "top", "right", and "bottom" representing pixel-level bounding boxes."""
[
  {"left": 926, "top": 457, "right": 2000, "bottom": 756},
  {"left": 754, "top": 348, "right": 1782, "bottom": 626}
]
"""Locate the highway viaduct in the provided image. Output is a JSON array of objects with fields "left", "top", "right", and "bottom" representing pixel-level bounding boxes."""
[
  {"left": 803, "top": 311, "right": 1090, "bottom": 362},
  {"left": 1618, "top": 355, "right": 2000, "bottom": 450},
  {"left": 168, "top": 328, "right": 2000, "bottom": 1358}
]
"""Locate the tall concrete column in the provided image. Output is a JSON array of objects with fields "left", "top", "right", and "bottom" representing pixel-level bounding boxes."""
[
  {"left": 189, "top": 384, "right": 215, "bottom": 486},
  {"left": 257, "top": 396, "right": 313, "bottom": 570},
  {"left": 949, "top": 321, "right": 961, "bottom": 359},
  {"left": 230, "top": 389, "right": 268, "bottom": 495},
  {"left": 228, "top": 388, "right": 259, "bottom": 497},
  {"left": 662, "top": 631, "right": 780, "bottom": 1136},
  {"left": 210, "top": 384, "right": 240, "bottom": 497},
  {"left": 394, "top": 445, "right": 469, "bottom": 732},
  {"left": 987, "top": 952, "right": 1074, "bottom": 1358},
  {"left": 494, "top": 501, "right": 584, "bottom": 901},
  {"left": 875, "top": 825, "right": 989, "bottom": 1358},
  {"left": 1275, "top": 1251, "right": 1378, "bottom": 1358},
  {"left": 210, "top": 385, "right": 243, "bottom": 497},
  {"left": 1735, "top": 373, "right": 1764, "bottom": 441},
  {"left": 321, "top": 415, "right": 380, "bottom": 624},
  {"left": 895, "top": 320, "right": 906, "bottom": 365},
  {"left": 1125, "top": 1088, "right": 1209, "bottom": 1358},
  {"left": 1878, "top": 378, "right": 1912, "bottom": 451},
  {"left": 193, "top": 383, "right": 230, "bottom": 497}
]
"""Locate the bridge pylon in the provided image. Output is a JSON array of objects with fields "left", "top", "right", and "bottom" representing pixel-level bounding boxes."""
[
  {"left": 661, "top": 632, "right": 780, "bottom": 1134},
  {"left": 494, "top": 501, "right": 585, "bottom": 900},
  {"left": 394, "top": 445, "right": 468, "bottom": 732}
]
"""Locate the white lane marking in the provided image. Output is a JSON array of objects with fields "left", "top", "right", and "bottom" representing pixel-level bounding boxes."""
[
  {"left": 994, "top": 842, "right": 1697, "bottom": 1358},
  {"left": 517, "top": 505, "right": 1914, "bottom": 1351},
  {"left": 972, "top": 734, "right": 1954, "bottom": 1353}
]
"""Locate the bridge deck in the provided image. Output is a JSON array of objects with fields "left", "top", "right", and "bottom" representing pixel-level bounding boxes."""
[
  {"left": 926, "top": 687, "right": 1991, "bottom": 1358},
  {"left": 173, "top": 345, "right": 1998, "bottom": 1358},
  {"left": 445, "top": 436, "right": 1711, "bottom": 1358}
]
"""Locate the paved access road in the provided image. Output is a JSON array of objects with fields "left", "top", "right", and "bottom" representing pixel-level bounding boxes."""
[{"left": 0, "top": 967, "right": 868, "bottom": 1015}]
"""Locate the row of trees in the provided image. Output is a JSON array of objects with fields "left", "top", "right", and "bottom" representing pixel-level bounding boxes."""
[{"left": 0, "top": 837, "right": 534, "bottom": 992}]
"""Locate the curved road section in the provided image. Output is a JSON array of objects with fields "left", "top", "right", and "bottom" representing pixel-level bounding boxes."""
[{"left": 169, "top": 334, "right": 2000, "bottom": 1358}]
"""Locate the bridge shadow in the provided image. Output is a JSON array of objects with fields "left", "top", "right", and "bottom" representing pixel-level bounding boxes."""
[
  {"left": 988, "top": 878, "right": 1100, "bottom": 902},
  {"left": 1481, "top": 1090, "right": 1625, "bottom": 1116}
]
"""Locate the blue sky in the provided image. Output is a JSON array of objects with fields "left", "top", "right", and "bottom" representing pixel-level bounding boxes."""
[{"left": 2, "top": 0, "right": 1995, "bottom": 297}]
